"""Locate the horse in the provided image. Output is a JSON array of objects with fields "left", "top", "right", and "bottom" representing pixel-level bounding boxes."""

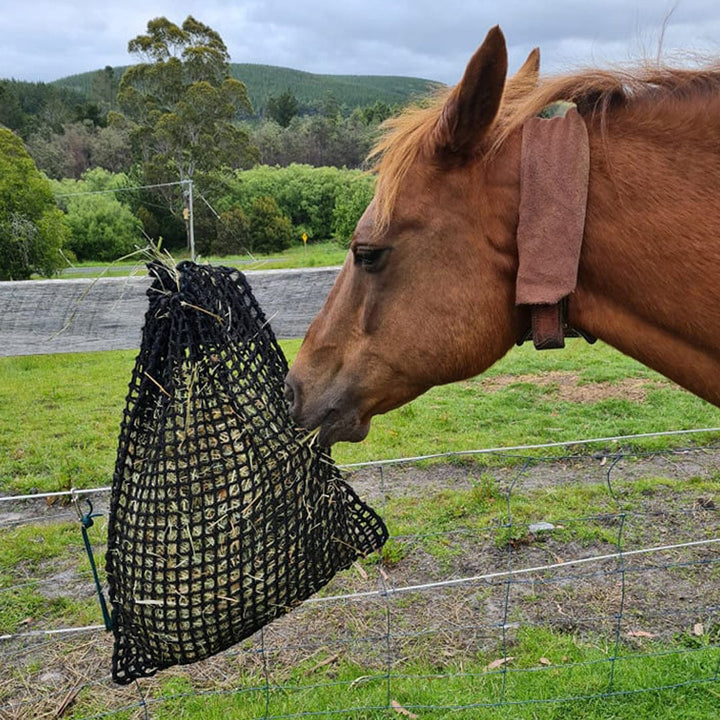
[{"left": 285, "top": 26, "right": 720, "bottom": 446}]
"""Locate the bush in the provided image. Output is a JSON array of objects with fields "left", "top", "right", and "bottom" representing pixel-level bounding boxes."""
[
  {"left": 0, "top": 127, "right": 68, "bottom": 279},
  {"left": 214, "top": 206, "right": 249, "bottom": 256},
  {"left": 332, "top": 173, "right": 375, "bottom": 245},
  {"left": 247, "top": 196, "right": 293, "bottom": 254},
  {"left": 208, "top": 164, "right": 374, "bottom": 243},
  {"left": 52, "top": 170, "right": 145, "bottom": 262},
  {"left": 63, "top": 193, "right": 144, "bottom": 262}
]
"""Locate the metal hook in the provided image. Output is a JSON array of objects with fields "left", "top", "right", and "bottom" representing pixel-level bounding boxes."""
[
  {"left": 71, "top": 489, "right": 99, "bottom": 528},
  {"left": 70, "top": 487, "right": 83, "bottom": 521}
]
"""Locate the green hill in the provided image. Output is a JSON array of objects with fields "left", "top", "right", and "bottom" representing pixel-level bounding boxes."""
[
  {"left": 229, "top": 64, "right": 440, "bottom": 112},
  {"left": 52, "top": 63, "right": 442, "bottom": 115}
]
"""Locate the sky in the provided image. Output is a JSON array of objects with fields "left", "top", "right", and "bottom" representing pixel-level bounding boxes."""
[{"left": 1, "top": 1, "right": 719, "bottom": 85}]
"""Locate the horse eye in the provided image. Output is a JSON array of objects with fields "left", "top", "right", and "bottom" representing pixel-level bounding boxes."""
[{"left": 353, "top": 247, "right": 388, "bottom": 273}]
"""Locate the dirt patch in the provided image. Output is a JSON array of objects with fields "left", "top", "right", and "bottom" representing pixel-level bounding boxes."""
[
  {"left": 478, "top": 370, "right": 667, "bottom": 403},
  {"left": 1, "top": 449, "right": 719, "bottom": 718}
]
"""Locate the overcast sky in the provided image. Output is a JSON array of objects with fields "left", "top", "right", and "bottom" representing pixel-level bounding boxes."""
[{"left": 2, "top": 1, "right": 719, "bottom": 85}]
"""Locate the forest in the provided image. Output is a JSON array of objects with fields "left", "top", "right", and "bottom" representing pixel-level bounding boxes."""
[{"left": 0, "top": 15, "right": 440, "bottom": 279}]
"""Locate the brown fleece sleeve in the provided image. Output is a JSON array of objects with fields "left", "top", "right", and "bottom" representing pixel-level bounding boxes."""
[{"left": 515, "top": 106, "right": 590, "bottom": 306}]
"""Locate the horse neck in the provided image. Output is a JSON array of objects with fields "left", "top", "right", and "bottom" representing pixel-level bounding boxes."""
[{"left": 567, "top": 100, "right": 720, "bottom": 406}]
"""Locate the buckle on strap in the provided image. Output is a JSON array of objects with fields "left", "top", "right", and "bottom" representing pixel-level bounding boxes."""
[{"left": 517, "top": 300, "right": 597, "bottom": 350}]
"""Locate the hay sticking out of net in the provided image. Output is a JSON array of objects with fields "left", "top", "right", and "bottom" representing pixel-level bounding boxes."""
[{"left": 106, "top": 261, "right": 388, "bottom": 685}]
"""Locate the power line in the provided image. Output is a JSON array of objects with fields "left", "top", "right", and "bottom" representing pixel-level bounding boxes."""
[{"left": 54, "top": 179, "right": 189, "bottom": 199}]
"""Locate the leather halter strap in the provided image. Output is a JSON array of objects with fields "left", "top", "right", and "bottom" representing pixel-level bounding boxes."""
[
  {"left": 515, "top": 101, "right": 594, "bottom": 350},
  {"left": 517, "top": 301, "right": 596, "bottom": 350}
]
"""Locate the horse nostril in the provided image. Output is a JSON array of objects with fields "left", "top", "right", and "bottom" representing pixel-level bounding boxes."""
[{"left": 284, "top": 378, "right": 297, "bottom": 414}]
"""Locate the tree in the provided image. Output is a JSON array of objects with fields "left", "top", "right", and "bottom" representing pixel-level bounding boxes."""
[
  {"left": 0, "top": 127, "right": 68, "bottom": 279},
  {"left": 0, "top": 80, "right": 91, "bottom": 139},
  {"left": 356, "top": 100, "right": 394, "bottom": 125},
  {"left": 26, "top": 121, "right": 133, "bottom": 179},
  {"left": 321, "top": 91, "right": 341, "bottom": 123},
  {"left": 114, "top": 16, "right": 259, "bottom": 249},
  {"left": 265, "top": 90, "right": 298, "bottom": 128},
  {"left": 248, "top": 115, "right": 375, "bottom": 169},
  {"left": 92, "top": 66, "right": 118, "bottom": 111}
]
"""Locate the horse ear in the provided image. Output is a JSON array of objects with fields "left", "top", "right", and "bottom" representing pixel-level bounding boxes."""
[
  {"left": 515, "top": 47, "right": 540, "bottom": 84},
  {"left": 433, "top": 26, "right": 509, "bottom": 159}
]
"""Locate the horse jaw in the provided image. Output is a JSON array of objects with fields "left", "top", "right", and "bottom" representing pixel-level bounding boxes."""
[{"left": 285, "top": 290, "right": 435, "bottom": 446}]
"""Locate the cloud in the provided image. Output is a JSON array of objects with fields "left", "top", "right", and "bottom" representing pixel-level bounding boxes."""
[{"left": 1, "top": 0, "right": 719, "bottom": 84}]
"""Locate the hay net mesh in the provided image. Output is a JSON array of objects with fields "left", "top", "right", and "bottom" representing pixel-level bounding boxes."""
[{"left": 106, "top": 261, "right": 388, "bottom": 685}]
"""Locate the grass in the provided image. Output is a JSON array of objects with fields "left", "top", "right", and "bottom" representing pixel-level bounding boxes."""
[
  {"left": 2, "top": 339, "right": 719, "bottom": 495},
  {"left": 65, "top": 629, "right": 720, "bottom": 719},
  {"left": 1, "top": 310, "right": 720, "bottom": 718},
  {"left": 58, "top": 241, "right": 349, "bottom": 278},
  {"left": 2, "top": 479, "right": 719, "bottom": 718},
  {"left": 0, "top": 351, "right": 135, "bottom": 494}
]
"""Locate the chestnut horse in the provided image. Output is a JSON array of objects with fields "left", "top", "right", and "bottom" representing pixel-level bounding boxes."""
[{"left": 285, "top": 26, "right": 720, "bottom": 446}]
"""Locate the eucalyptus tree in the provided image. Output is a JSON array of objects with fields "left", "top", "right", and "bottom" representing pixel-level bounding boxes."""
[{"left": 112, "top": 16, "right": 259, "bottom": 246}]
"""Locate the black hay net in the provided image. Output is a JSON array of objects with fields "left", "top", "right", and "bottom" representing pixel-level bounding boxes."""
[{"left": 106, "top": 261, "right": 388, "bottom": 685}]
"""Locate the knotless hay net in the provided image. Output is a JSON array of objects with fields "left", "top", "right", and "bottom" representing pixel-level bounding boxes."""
[{"left": 106, "top": 261, "right": 388, "bottom": 685}]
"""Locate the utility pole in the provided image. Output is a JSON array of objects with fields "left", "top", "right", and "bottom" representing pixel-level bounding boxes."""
[{"left": 183, "top": 180, "right": 196, "bottom": 261}]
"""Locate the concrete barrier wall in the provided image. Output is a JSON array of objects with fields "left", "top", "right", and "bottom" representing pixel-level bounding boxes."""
[{"left": 0, "top": 266, "right": 340, "bottom": 357}]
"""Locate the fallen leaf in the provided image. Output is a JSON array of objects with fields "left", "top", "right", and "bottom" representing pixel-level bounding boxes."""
[
  {"left": 484, "top": 656, "right": 515, "bottom": 672},
  {"left": 391, "top": 699, "right": 419, "bottom": 718},
  {"left": 539, "top": 657, "right": 551, "bottom": 666},
  {"left": 627, "top": 630, "right": 656, "bottom": 638},
  {"left": 693, "top": 623, "right": 705, "bottom": 636}
]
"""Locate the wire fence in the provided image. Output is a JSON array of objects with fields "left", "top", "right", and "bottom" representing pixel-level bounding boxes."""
[{"left": 1, "top": 434, "right": 719, "bottom": 719}]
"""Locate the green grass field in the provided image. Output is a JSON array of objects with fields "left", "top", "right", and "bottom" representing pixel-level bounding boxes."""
[
  {"left": 59, "top": 240, "right": 349, "bottom": 278},
  {"left": 1, "top": 330, "right": 719, "bottom": 718},
  {"left": 2, "top": 339, "right": 719, "bottom": 495}
]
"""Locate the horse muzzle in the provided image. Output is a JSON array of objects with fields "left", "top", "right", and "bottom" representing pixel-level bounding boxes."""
[{"left": 284, "top": 373, "right": 371, "bottom": 446}]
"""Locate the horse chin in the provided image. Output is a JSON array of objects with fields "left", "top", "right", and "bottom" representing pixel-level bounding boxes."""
[{"left": 316, "top": 411, "right": 371, "bottom": 447}]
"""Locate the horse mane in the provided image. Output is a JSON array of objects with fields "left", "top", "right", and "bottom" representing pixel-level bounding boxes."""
[{"left": 370, "top": 59, "right": 720, "bottom": 230}]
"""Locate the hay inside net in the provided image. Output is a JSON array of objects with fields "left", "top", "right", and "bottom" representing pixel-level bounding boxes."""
[{"left": 106, "top": 261, "right": 388, "bottom": 685}]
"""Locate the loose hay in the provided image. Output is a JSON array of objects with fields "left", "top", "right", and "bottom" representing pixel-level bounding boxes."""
[{"left": 106, "top": 261, "right": 387, "bottom": 685}]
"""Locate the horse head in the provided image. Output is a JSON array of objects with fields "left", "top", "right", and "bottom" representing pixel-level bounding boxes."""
[
  {"left": 287, "top": 26, "right": 720, "bottom": 445},
  {"left": 285, "top": 27, "right": 540, "bottom": 445}
]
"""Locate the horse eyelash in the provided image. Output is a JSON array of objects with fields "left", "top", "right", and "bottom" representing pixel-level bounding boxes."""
[{"left": 353, "top": 247, "right": 388, "bottom": 272}]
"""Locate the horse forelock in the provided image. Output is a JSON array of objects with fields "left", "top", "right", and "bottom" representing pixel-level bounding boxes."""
[
  {"left": 369, "top": 59, "right": 720, "bottom": 232},
  {"left": 368, "top": 93, "right": 450, "bottom": 232}
]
